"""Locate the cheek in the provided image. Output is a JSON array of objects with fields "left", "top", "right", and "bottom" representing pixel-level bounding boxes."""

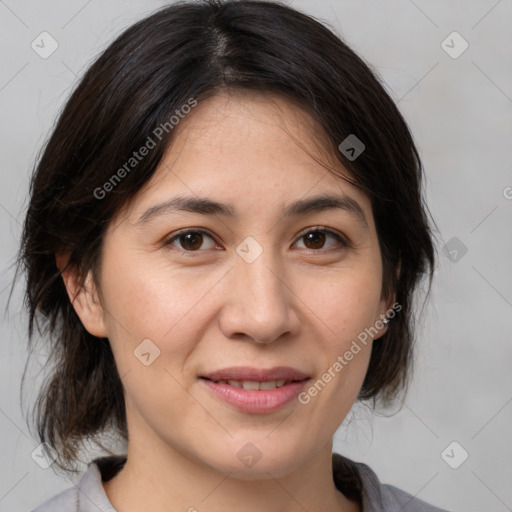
[
  {"left": 306, "top": 267, "right": 383, "bottom": 340},
  {"left": 97, "top": 255, "right": 205, "bottom": 423},
  {"left": 100, "top": 244, "right": 220, "bottom": 333},
  {"left": 97, "top": 247, "right": 214, "bottom": 375},
  {"left": 304, "top": 268, "right": 381, "bottom": 395}
]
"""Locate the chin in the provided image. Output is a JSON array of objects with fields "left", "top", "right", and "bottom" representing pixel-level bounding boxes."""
[{"left": 205, "top": 437, "right": 309, "bottom": 480}]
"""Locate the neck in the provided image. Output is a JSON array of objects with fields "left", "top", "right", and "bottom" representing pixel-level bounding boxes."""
[{"left": 102, "top": 439, "right": 360, "bottom": 512}]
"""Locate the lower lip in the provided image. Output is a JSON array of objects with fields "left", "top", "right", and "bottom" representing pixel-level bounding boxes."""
[{"left": 200, "top": 378, "right": 309, "bottom": 414}]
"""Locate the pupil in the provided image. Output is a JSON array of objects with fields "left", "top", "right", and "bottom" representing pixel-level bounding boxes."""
[
  {"left": 305, "top": 231, "right": 325, "bottom": 249},
  {"left": 182, "top": 233, "right": 202, "bottom": 250}
]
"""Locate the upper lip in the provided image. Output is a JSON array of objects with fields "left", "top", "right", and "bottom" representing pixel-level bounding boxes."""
[{"left": 201, "top": 366, "right": 309, "bottom": 382}]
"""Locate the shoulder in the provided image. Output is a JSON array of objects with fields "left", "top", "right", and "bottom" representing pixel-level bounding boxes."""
[
  {"left": 30, "top": 455, "right": 125, "bottom": 512},
  {"left": 332, "top": 452, "right": 451, "bottom": 512},
  {"left": 30, "top": 486, "right": 78, "bottom": 512},
  {"left": 380, "top": 482, "right": 450, "bottom": 512}
]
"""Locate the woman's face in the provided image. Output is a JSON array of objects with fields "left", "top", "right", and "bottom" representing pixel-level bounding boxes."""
[{"left": 74, "top": 91, "right": 391, "bottom": 478}]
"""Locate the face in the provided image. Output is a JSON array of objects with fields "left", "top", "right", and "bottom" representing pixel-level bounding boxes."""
[{"left": 69, "top": 91, "right": 392, "bottom": 479}]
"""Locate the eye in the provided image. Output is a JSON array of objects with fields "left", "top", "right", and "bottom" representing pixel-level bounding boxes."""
[
  {"left": 294, "top": 227, "right": 349, "bottom": 251},
  {"left": 163, "top": 229, "right": 219, "bottom": 252},
  {"left": 163, "top": 227, "right": 349, "bottom": 254}
]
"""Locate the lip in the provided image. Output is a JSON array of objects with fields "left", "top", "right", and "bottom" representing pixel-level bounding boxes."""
[{"left": 199, "top": 366, "right": 310, "bottom": 414}]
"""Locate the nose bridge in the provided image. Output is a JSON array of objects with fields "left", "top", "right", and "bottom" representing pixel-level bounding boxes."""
[
  {"left": 238, "top": 245, "right": 284, "bottom": 302},
  {"left": 222, "top": 238, "right": 296, "bottom": 343}
]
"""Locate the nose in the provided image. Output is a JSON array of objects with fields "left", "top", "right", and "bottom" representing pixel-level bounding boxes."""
[{"left": 218, "top": 245, "right": 301, "bottom": 344}]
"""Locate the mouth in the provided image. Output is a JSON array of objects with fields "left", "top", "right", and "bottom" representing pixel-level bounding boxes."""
[{"left": 199, "top": 366, "right": 310, "bottom": 414}]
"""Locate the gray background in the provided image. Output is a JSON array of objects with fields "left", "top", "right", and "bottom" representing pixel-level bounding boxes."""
[{"left": 1, "top": 1, "right": 511, "bottom": 511}]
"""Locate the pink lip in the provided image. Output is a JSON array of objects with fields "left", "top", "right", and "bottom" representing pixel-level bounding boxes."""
[{"left": 199, "top": 366, "right": 310, "bottom": 414}]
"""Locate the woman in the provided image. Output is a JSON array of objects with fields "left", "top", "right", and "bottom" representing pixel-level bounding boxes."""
[{"left": 20, "top": 0, "right": 447, "bottom": 510}]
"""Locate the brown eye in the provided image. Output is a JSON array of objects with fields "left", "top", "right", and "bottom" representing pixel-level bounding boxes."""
[
  {"left": 164, "top": 229, "right": 217, "bottom": 252},
  {"left": 295, "top": 228, "right": 348, "bottom": 251},
  {"left": 303, "top": 231, "right": 326, "bottom": 250},
  {"left": 179, "top": 232, "right": 203, "bottom": 251}
]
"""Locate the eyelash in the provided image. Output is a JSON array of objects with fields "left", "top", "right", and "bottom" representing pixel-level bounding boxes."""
[{"left": 162, "top": 227, "right": 350, "bottom": 255}]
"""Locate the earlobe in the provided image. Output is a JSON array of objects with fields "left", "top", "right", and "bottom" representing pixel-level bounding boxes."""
[
  {"left": 373, "top": 295, "right": 397, "bottom": 341},
  {"left": 56, "top": 253, "right": 108, "bottom": 338}
]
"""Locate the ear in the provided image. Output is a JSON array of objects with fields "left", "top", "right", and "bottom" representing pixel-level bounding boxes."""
[
  {"left": 56, "top": 253, "right": 108, "bottom": 338},
  {"left": 371, "top": 296, "right": 393, "bottom": 341}
]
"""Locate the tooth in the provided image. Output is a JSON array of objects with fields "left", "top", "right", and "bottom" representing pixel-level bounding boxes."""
[
  {"left": 242, "top": 381, "right": 260, "bottom": 390},
  {"left": 260, "top": 380, "right": 277, "bottom": 390},
  {"left": 217, "top": 380, "right": 227, "bottom": 385},
  {"left": 228, "top": 380, "right": 242, "bottom": 388},
  {"left": 276, "top": 379, "right": 286, "bottom": 388}
]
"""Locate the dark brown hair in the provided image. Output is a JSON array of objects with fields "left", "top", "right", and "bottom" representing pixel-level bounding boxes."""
[{"left": 17, "top": 0, "right": 435, "bottom": 475}]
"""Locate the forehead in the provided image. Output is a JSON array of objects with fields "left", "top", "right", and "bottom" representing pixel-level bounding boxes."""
[
  {"left": 117, "top": 90, "right": 373, "bottom": 227},
  {"left": 171, "top": 90, "right": 338, "bottom": 167}
]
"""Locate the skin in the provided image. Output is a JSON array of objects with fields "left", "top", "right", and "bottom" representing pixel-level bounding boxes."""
[{"left": 60, "top": 90, "right": 394, "bottom": 512}]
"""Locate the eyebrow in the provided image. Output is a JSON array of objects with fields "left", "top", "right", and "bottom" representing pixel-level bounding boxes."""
[{"left": 137, "top": 193, "right": 368, "bottom": 228}]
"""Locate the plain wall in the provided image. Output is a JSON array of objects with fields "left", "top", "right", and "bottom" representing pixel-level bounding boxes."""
[{"left": 1, "top": 1, "right": 511, "bottom": 511}]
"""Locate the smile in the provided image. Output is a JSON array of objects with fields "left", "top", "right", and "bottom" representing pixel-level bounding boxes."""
[{"left": 200, "top": 375, "right": 310, "bottom": 414}]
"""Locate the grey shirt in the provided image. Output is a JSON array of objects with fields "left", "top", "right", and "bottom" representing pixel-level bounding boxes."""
[{"left": 30, "top": 453, "right": 450, "bottom": 511}]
